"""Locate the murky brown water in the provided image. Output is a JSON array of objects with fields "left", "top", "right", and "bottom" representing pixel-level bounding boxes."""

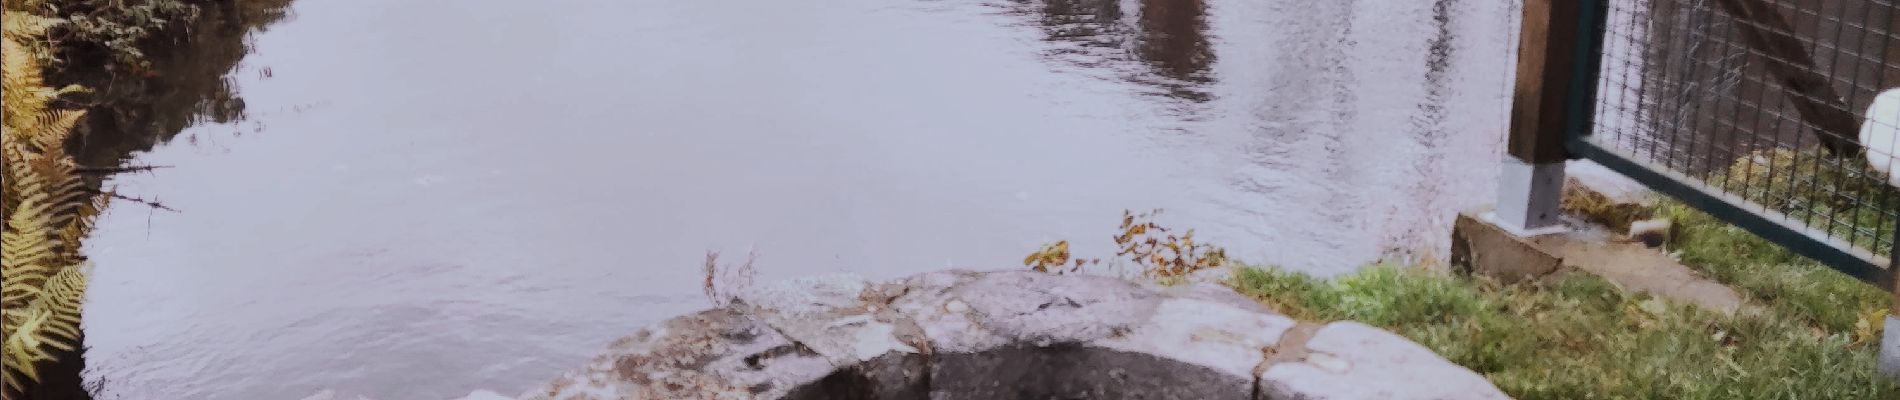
[{"left": 81, "top": 0, "right": 1517, "bottom": 398}]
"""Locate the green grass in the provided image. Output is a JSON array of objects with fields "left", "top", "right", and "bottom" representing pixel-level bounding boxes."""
[
  {"left": 1659, "top": 203, "right": 1890, "bottom": 334},
  {"left": 1219, "top": 149, "right": 1900, "bottom": 398},
  {"left": 1227, "top": 263, "right": 1898, "bottom": 399},
  {"left": 1714, "top": 148, "right": 1898, "bottom": 259}
]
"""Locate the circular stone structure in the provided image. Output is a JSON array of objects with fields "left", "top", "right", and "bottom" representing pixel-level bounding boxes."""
[{"left": 515, "top": 270, "right": 1511, "bottom": 400}]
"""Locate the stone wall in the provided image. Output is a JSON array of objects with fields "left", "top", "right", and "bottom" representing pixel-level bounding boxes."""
[{"left": 499, "top": 270, "right": 1509, "bottom": 400}]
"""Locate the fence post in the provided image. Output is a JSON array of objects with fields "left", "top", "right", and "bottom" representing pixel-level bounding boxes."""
[{"left": 1496, "top": 0, "right": 1589, "bottom": 235}]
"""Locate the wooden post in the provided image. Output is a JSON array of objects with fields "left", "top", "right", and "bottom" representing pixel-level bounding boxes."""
[
  {"left": 1713, "top": 0, "right": 1863, "bottom": 157},
  {"left": 1509, "top": 0, "right": 1582, "bottom": 165},
  {"left": 1496, "top": 0, "right": 1588, "bottom": 234}
]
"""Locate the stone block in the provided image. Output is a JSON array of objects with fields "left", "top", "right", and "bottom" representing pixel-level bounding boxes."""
[
  {"left": 519, "top": 270, "right": 1508, "bottom": 400},
  {"left": 882, "top": 270, "right": 1009, "bottom": 354},
  {"left": 1260, "top": 322, "right": 1510, "bottom": 400},
  {"left": 1561, "top": 160, "right": 1659, "bottom": 233},
  {"left": 948, "top": 271, "right": 1161, "bottom": 347},
  {"left": 518, "top": 309, "right": 835, "bottom": 400},
  {"left": 732, "top": 274, "right": 923, "bottom": 366},
  {"left": 1451, "top": 211, "right": 1565, "bottom": 283},
  {"left": 455, "top": 390, "right": 515, "bottom": 400},
  {"left": 1098, "top": 295, "right": 1296, "bottom": 379}
]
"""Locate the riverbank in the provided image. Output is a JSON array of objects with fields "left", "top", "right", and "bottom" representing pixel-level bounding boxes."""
[
  {"left": 1218, "top": 157, "right": 1897, "bottom": 398},
  {"left": 3, "top": 1, "right": 289, "bottom": 399},
  {"left": 1226, "top": 260, "right": 1895, "bottom": 399},
  {"left": 1006, "top": 190, "right": 1892, "bottom": 398},
  {"left": 1004, "top": 149, "right": 1895, "bottom": 397},
  {"left": 4, "top": 3, "right": 104, "bottom": 397}
]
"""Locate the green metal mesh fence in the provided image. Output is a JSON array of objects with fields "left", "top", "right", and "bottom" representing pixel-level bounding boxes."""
[{"left": 1583, "top": 0, "right": 1898, "bottom": 283}]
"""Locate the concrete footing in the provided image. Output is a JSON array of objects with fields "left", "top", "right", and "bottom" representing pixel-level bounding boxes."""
[
  {"left": 1450, "top": 212, "right": 1565, "bottom": 284},
  {"left": 1882, "top": 316, "right": 1900, "bottom": 381},
  {"left": 1495, "top": 158, "right": 1566, "bottom": 234},
  {"left": 1451, "top": 210, "right": 1747, "bottom": 315}
]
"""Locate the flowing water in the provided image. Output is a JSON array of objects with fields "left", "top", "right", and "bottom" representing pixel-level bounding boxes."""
[{"left": 81, "top": 0, "right": 1519, "bottom": 398}]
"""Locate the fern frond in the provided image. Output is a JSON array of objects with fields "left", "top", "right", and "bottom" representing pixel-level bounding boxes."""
[
  {"left": 1, "top": 36, "right": 45, "bottom": 87},
  {"left": 22, "top": 109, "right": 83, "bottom": 152},
  {"left": 23, "top": 151, "right": 90, "bottom": 234},
  {"left": 1, "top": 135, "right": 25, "bottom": 220},
  {"left": 0, "top": 13, "right": 61, "bottom": 42},
  {"left": 2, "top": 212, "right": 60, "bottom": 308},
  {"left": 2, "top": 154, "right": 92, "bottom": 318},
  {"left": 2, "top": 200, "right": 61, "bottom": 270},
  {"left": 1, "top": 263, "right": 86, "bottom": 392},
  {"left": 34, "top": 264, "right": 86, "bottom": 338},
  {"left": 2, "top": 0, "right": 52, "bottom": 13},
  {"left": 3, "top": 310, "right": 50, "bottom": 389},
  {"left": 59, "top": 193, "right": 108, "bottom": 260},
  {"left": 3, "top": 38, "right": 51, "bottom": 127},
  {"left": 0, "top": 263, "right": 55, "bottom": 299},
  {"left": 2, "top": 2, "right": 98, "bottom": 392}
]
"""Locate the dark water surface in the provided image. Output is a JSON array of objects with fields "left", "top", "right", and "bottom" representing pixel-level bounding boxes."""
[{"left": 82, "top": 0, "right": 1518, "bottom": 398}]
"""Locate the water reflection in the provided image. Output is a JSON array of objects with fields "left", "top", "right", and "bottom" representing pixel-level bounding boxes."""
[
  {"left": 1134, "top": 0, "right": 1214, "bottom": 102},
  {"left": 61, "top": 0, "right": 294, "bottom": 168},
  {"left": 1019, "top": 0, "right": 1215, "bottom": 104},
  {"left": 1199, "top": 0, "right": 1514, "bottom": 268},
  {"left": 46, "top": 3, "right": 292, "bottom": 398}
]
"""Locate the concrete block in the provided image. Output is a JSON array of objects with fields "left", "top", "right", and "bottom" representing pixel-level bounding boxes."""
[
  {"left": 1451, "top": 211, "right": 1565, "bottom": 283},
  {"left": 1560, "top": 160, "right": 1660, "bottom": 233},
  {"left": 1496, "top": 158, "right": 1566, "bottom": 232},
  {"left": 1881, "top": 316, "right": 1900, "bottom": 382},
  {"left": 1260, "top": 322, "right": 1511, "bottom": 400},
  {"left": 1539, "top": 237, "right": 1747, "bottom": 315}
]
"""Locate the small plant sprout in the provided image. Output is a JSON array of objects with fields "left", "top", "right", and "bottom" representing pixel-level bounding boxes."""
[{"left": 701, "top": 250, "right": 758, "bottom": 307}]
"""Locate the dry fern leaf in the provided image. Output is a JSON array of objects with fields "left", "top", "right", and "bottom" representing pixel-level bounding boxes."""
[
  {"left": 2, "top": 0, "right": 49, "bottom": 11},
  {"left": 1, "top": 36, "right": 46, "bottom": 87},
  {"left": 2, "top": 263, "right": 87, "bottom": 390},
  {"left": 2, "top": 201, "right": 62, "bottom": 306},
  {"left": 0, "top": 13, "right": 61, "bottom": 42},
  {"left": 1, "top": 2, "right": 95, "bottom": 390},
  {"left": 1, "top": 136, "right": 25, "bottom": 220},
  {"left": 59, "top": 193, "right": 109, "bottom": 259},
  {"left": 23, "top": 109, "right": 83, "bottom": 150},
  {"left": 23, "top": 151, "right": 90, "bottom": 228}
]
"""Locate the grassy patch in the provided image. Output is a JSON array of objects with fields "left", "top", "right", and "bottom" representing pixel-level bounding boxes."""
[
  {"left": 1228, "top": 265, "right": 1899, "bottom": 399},
  {"left": 1559, "top": 177, "right": 1655, "bottom": 233},
  {"left": 1713, "top": 148, "right": 1897, "bottom": 259},
  {"left": 1660, "top": 203, "right": 1890, "bottom": 334},
  {"left": 1038, "top": 201, "right": 1896, "bottom": 398}
]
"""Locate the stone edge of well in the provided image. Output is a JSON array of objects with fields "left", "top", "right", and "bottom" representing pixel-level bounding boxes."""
[{"left": 480, "top": 270, "right": 1514, "bottom": 400}]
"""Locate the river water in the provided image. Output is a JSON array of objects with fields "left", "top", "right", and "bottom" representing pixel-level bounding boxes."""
[{"left": 81, "top": 0, "right": 1518, "bottom": 398}]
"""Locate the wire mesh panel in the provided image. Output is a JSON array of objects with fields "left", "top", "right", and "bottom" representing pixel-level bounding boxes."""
[{"left": 1582, "top": 0, "right": 1899, "bottom": 285}]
